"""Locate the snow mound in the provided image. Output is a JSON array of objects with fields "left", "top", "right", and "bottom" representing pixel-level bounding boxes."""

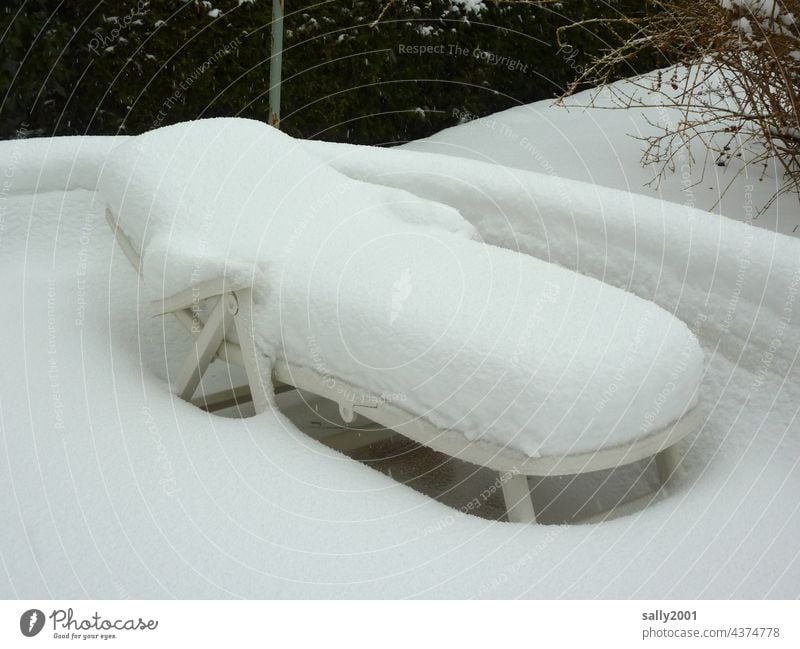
[
  {"left": 97, "top": 118, "right": 475, "bottom": 296},
  {"left": 96, "top": 118, "right": 702, "bottom": 457},
  {"left": 404, "top": 74, "right": 799, "bottom": 237},
  {"left": 0, "top": 134, "right": 121, "bottom": 196}
]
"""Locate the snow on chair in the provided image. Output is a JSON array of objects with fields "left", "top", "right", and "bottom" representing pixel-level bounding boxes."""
[{"left": 100, "top": 118, "right": 704, "bottom": 524}]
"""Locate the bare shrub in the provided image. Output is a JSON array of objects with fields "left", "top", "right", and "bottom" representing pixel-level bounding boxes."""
[{"left": 559, "top": 0, "right": 800, "bottom": 210}]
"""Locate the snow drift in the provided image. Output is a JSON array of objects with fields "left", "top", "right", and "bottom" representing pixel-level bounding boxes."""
[{"left": 1, "top": 88, "right": 798, "bottom": 597}]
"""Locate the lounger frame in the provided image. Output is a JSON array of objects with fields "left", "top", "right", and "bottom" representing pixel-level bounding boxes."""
[{"left": 107, "top": 208, "right": 700, "bottom": 524}]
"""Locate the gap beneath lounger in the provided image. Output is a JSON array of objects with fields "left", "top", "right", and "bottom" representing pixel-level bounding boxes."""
[
  {"left": 272, "top": 388, "right": 667, "bottom": 525},
  {"left": 176, "top": 324, "right": 673, "bottom": 525}
]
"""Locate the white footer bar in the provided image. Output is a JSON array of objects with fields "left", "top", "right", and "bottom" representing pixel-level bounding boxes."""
[{"left": 0, "top": 600, "right": 795, "bottom": 648}]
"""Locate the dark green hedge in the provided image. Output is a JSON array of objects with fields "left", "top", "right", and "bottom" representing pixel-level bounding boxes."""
[{"left": 0, "top": 1, "right": 661, "bottom": 144}]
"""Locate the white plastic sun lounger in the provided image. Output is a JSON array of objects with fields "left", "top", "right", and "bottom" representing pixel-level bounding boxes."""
[{"left": 99, "top": 118, "right": 704, "bottom": 524}]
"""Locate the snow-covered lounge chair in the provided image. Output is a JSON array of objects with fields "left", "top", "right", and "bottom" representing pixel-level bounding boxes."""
[{"left": 99, "top": 118, "right": 704, "bottom": 524}]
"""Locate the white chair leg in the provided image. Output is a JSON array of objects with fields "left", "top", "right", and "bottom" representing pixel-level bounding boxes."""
[
  {"left": 231, "top": 289, "right": 272, "bottom": 414},
  {"left": 656, "top": 444, "right": 681, "bottom": 485},
  {"left": 502, "top": 474, "right": 537, "bottom": 524},
  {"left": 174, "top": 295, "right": 229, "bottom": 402}
]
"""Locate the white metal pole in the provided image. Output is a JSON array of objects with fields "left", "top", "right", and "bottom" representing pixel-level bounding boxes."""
[{"left": 269, "top": 0, "right": 284, "bottom": 128}]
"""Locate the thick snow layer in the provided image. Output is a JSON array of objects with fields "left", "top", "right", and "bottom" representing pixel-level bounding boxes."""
[
  {"left": 308, "top": 140, "right": 800, "bottom": 378},
  {"left": 1, "top": 92, "right": 799, "bottom": 597},
  {"left": 1, "top": 187, "right": 798, "bottom": 598},
  {"left": 404, "top": 78, "right": 800, "bottom": 237},
  {"left": 0, "top": 134, "right": 121, "bottom": 196},
  {"left": 97, "top": 120, "right": 474, "bottom": 297},
  {"left": 96, "top": 118, "right": 701, "bottom": 457}
]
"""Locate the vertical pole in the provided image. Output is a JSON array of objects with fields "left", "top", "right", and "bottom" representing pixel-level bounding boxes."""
[
  {"left": 231, "top": 289, "right": 273, "bottom": 414},
  {"left": 656, "top": 444, "right": 681, "bottom": 485},
  {"left": 502, "top": 474, "right": 537, "bottom": 524},
  {"left": 269, "top": 0, "right": 284, "bottom": 129}
]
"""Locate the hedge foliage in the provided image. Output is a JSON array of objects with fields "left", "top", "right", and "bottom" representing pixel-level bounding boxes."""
[{"left": 0, "top": 0, "right": 660, "bottom": 144}]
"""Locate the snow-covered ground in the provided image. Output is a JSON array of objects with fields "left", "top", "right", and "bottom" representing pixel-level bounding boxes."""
[{"left": 1, "top": 82, "right": 799, "bottom": 598}]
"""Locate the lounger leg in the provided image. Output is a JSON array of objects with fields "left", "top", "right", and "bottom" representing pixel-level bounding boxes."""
[
  {"left": 656, "top": 444, "right": 681, "bottom": 485},
  {"left": 231, "top": 289, "right": 272, "bottom": 414},
  {"left": 502, "top": 474, "right": 536, "bottom": 524},
  {"left": 174, "top": 296, "right": 228, "bottom": 402}
]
